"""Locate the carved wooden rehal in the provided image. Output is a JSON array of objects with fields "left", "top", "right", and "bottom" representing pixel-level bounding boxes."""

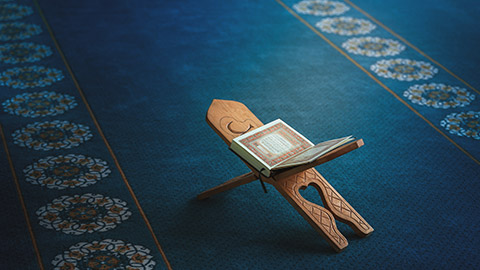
[{"left": 198, "top": 99, "right": 373, "bottom": 252}]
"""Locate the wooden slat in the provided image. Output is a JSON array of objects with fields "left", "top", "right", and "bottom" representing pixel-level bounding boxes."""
[{"left": 197, "top": 172, "right": 257, "bottom": 200}]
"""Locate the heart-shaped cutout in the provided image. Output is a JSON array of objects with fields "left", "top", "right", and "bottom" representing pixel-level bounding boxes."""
[{"left": 298, "top": 183, "right": 325, "bottom": 208}]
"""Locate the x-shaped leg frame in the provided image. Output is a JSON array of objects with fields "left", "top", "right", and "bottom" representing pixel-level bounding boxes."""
[{"left": 199, "top": 99, "right": 373, "bottom": 252}]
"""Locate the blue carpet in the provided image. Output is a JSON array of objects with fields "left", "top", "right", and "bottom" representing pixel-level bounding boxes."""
[{"left": 1, "top": 0, "right": 479, "bottom": 269}]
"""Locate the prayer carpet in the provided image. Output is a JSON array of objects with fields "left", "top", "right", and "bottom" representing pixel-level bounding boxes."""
[{"left": 1, "top": 0, "right": 479, "bottom": 269}]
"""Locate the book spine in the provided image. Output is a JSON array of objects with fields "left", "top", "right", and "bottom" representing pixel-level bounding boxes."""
[{"left": 230, "top": 141, "right": 270, "bottom": 177}]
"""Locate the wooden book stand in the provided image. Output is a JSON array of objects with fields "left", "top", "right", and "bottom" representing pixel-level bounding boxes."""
[{"left": 198, "top": 99, "right": 373, "bottom": 252}]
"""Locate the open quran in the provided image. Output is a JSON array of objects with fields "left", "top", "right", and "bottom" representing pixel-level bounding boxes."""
[{"left": 230, "top": 119, "right": 354, "bottom": 177}]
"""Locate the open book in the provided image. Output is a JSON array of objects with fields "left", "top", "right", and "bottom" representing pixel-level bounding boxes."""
[{"left": 230, "top": 119, "right": 354, "bottom": 177}]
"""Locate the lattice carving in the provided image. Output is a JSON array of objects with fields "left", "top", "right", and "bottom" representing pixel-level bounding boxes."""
[
  {"left": 279, "top": 169, "right": 373, "bottom": 237},
  {"left": 276, "top": 171, "right": 348, "bottom": 251}
]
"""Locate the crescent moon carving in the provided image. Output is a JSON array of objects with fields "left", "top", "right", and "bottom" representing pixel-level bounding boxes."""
[{"left": 226, "top": 121, "right": 253, "bottom": 134}]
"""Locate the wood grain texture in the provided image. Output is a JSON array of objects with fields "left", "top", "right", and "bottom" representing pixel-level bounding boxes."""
[{"left": 200, "top": 99, "right": 373, "bottom": 252}]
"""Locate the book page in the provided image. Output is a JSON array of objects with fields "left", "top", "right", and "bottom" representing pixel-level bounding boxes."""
[
  {"left": 275, "top": 136, "right": 354, "bottom": 169},
  {"left": 256, "top": 133, "right": 295, "bottom": 155},
  {"left": 236, "top": 119, "right": 314, "bottom": 168}
]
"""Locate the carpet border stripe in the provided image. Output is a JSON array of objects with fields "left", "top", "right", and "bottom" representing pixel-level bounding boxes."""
[
  {"left": 344, "top": 0, "right": 480, "bottom": 96},
  {"left": 275, "top": 0, "right": 480, "bottom": 166},
  {"left": 0, "top": 124, "right": 45, "bottom": 270},
  {"left": 32, "top": 0, "right": 173, "bottom": 268}
]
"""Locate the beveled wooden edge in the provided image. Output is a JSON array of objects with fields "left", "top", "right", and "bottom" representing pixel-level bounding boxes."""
[{"left": 272, "top": 139, "right": 364, "bottom": 180}]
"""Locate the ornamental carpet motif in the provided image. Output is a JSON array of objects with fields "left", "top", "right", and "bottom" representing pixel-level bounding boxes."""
[
  {"left": 293, "top": 0, "right": 349, "bottom": 16},
  {"left": 0, "top": 42, "right": 52, "bottom": 64},
  {"left": 2, "top": 91, "right": 77, "bottom": 117},
  {"left": 36, "top": 193, "right": 131, "bottom": 235},
  {"left": 51, "top": 239, "right": 156, "bottom": 270},
  {"left": 316, "top": 16, "right": 376, "bottom": 36},
  {"left": 441, "top": 111, "right": 480, "bottom": 140},
  {"left": 12, "top": 120, "right": 93, "bottom": 150},
  {"left": 404, "top": 83, "right": 475, "bottom": 109},
  {"left": 0, "top": 3, "right": 33, "bottom": 21},
  {"left": 370, "top": 58, "right": 438, "bottom": 81},
  {"left": 0, "top": 65, "right": 64, "bottom": 89},
  {"left": 0, "top": 22, "right": 42, "bottom": 41},
  {"left": 341, "top": 36, "right": 405, "bottom": 57},
  {"left": 24, "top": 154, "right": 111, "bottom": 189}
]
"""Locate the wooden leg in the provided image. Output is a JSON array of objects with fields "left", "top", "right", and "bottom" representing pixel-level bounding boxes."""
[
  {"left": 197, "top": 172, "right": 257, "bottom": 200},
  {"left": 309, "top": 170, "right": 374, "bottom": 237},
  {"left": 197, "top": 168, "right": 373, "bottom": 252},
  {"left": 273, "top": 168, "right": 373, "bottom": 241},
  {"left": 271, "top": 171, "right": 348, "bottom": 252},
  {"left": 271, "top": 168, "right": 374, "bottom": 252}
]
